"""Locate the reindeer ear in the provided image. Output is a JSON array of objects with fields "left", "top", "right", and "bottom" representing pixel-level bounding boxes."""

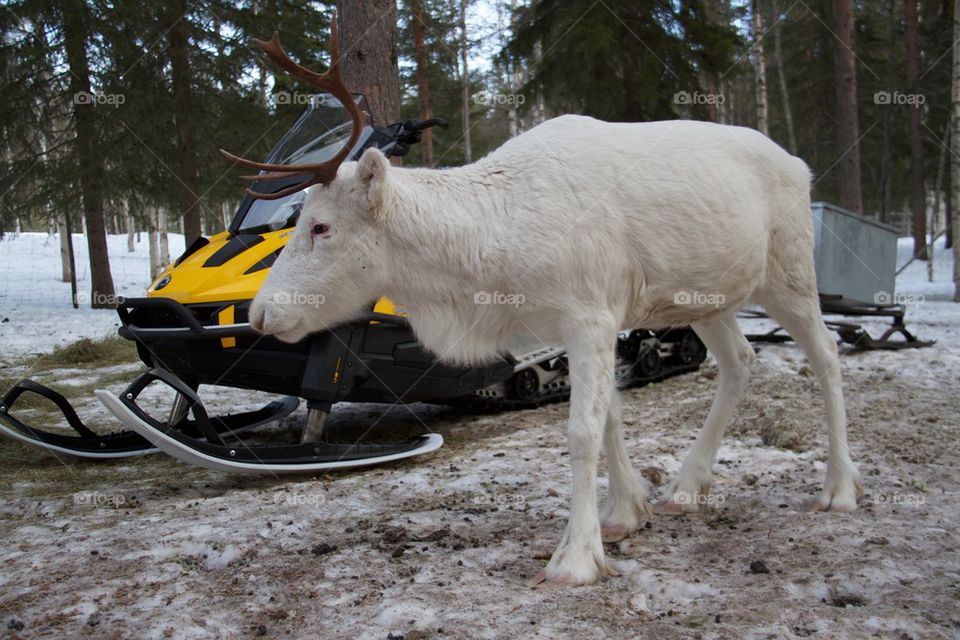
[{"left": 356, "top": 147, "right": 389, "bottom": 211}]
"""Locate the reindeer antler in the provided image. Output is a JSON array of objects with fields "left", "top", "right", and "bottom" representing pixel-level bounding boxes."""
[{"left": 219, "top": 15, "right": 365, "bottom": 200}]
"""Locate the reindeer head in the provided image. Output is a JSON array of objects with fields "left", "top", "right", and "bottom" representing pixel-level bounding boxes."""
[{"left": 221, "top": 17, "right": 393, "bottom": 343}]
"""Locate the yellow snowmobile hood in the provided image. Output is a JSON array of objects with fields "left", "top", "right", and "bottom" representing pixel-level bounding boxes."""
[
  {"left": 146, "top": 229, "right": 398, "bottom": 315},
  {"left": 146, "top": 229, "right": 288, "bottom": 304}
]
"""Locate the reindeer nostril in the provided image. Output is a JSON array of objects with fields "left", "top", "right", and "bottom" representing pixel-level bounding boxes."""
[{"left": 249, "top": 303, "right": 267, "bottom": 334}]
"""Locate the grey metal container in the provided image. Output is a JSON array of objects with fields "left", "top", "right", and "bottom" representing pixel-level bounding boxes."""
[{"left": 811, "top": 202, "right": 898, "bottom": 305}]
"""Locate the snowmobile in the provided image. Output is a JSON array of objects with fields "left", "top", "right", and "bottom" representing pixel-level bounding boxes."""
[
  {"left": 0, "top": 35, "right": 708, "bottom": 474},
  {"left": 0, "top": 94, "right": 707, "bottom": 473}
]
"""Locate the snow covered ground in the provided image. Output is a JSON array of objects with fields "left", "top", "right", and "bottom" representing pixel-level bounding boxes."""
[
  {"left": 0, "top": 232, "right": 186, "bottom": 361},
  {"left": 0, "top": 231, "right": 959, "bottom": 639}
]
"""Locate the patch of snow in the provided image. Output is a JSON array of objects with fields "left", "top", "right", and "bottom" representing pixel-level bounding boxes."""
[{"left": 0, "top": 231, "right": 184, "bottom": 360}]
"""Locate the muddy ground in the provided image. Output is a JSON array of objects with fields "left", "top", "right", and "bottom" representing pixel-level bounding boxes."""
[{"left": 1, "top": 335, "right": 959, "bottom": 640}]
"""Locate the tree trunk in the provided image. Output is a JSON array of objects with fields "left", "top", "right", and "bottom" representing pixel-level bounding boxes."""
[
  {"left": 905, "top": 0, "right": 927, "bottom": 259},
  {"left": 253, "top": 0, "right": 268, "bottom": 108},
  {"left": 337, "top": 0, "right": 401, "bottom": 129},
  {"left": 62, "top": 0, "right": 115, "bottom": 309},
  {"left": 751, "top": 0, "right": 769, "bottom": 135},
  {"left": 771, "top": 0, "right": 796, "bottom": 153},
  {"left": 946, "top": 151, "right": 954, "bottom": 249},
  {"left": 833, "top": 0, "right": 863, "bottom": 214},
  {"left": 411, "top": 0, "right": 434, "bottom": 164},
  {"left": 168, "top": 0, "right": 202, "bottom": 245},
  {"left": 65, "top": 211, "right": 78, "bottom": 309},
  {"left": 533, "top": 39, "right": 546, "bottom": 125},
  {"left": 459, "top": 0, "right": 472, "bottom": 163},
  {"left": 880, "top": 0, "right": 897, "bottom": 223},
  {"left": 929, "top": 115, "right": 950, "bottom": 281},
  {"left": 148, "top": 208, "right": 162, "bottom": 280},
  {"left": 952, "top": 0, "right": 960, "bottom": 300},
  {"left": 158, "top": 208, "right": 170, "bottom": 266},
  {"left": 699, "top": 0, "right": 726, "bottom": 122},
  {"left": 59, "top": 217, "right": 72, "bottom": 282},
  {"left": 126, "top": 205, "right": 135, "bottom": 253},
  {"left": 508, "top": 0, "right": 521, "bottom": 135}
]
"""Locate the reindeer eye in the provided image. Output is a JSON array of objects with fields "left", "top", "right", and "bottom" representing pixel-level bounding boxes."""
[{"left": 312, "top": 223, "right": 330, "bottom": 236}]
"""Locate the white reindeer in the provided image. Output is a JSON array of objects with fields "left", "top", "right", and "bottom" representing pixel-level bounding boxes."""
[{"left": 225, "top": 26, "right": 863, "bottom": 587}]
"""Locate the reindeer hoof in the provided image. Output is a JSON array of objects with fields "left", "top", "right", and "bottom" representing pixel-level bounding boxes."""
[
  {"left": 600, "top": 498, "right": 652, "bottom": 542},
  {"left": 652, "top": 500, "right": 688, "bottom": 515},
  {"left": 664, "top": 471, "right": 714, "bottom": 513},
  {"left": 526, "top": 562, "right": 619, "bottom": 588},
  {"left": 601, "top": 523, "right": 630, "bottom": 543},
  {"left": 808, "top": 467, "right": 863, "bottom": 512}
]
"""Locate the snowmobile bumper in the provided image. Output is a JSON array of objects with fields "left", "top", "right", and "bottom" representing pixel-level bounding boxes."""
[{"left": 115, "top": 297, "right": 516, "bottom": 405}]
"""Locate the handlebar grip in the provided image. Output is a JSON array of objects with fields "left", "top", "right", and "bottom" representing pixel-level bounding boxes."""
[{"left": 410, "top": 117, "right": 449, "bottom": 131}]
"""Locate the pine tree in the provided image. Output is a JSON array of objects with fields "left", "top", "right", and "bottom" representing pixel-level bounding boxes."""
[{"left": 62, "top": 0, "right": 115, "bottom": 307}]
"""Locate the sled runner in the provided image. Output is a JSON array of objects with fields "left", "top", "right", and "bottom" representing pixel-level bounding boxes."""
[{"left": 742, "top": 293, "right": 933, "bottom": 351}]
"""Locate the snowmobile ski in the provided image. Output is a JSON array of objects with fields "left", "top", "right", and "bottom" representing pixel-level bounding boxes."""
[
  {"left": 0, "top": 375, "right": 298, "bottom": 459},
  {"left": 93, "top": 368, "right": 443, "bottom": 474}
]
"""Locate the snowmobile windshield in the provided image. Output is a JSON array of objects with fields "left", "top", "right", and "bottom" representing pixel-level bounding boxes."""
[
  {"left": 265, "top": 93, "right": 370, "bottom": 165},
  {"left": 233, "top": 93, "right": 373, "bottom": 234},
  {"left": 239, "top": 189, "right": 309, "bottom": 233}
]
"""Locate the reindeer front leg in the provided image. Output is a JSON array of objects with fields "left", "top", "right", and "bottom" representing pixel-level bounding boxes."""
[{"left": 529, "top": 316, "right": 619, "bottom": 587}]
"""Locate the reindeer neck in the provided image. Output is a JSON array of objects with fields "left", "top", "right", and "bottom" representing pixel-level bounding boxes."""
[{"left": 380, "top": 165, "right": 510, "bottom": 309}]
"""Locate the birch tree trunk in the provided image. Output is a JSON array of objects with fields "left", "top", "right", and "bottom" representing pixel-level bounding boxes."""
[
  {"left": 253, "top": 0, "right": 268, "bottom": 108},
  {"left": 880, "top": 0, "right": 897, "bottom": 223},
  {"left": 59, "top": 217, "right": 71, "bottom": 282},
  {"left": 158, "top": 208, "right": 170, "bottom": 267},
  {"left": 952, "top": 0, "right": 960, "bottom": 301},
  {"left": 507, "top": 0, "right": 520, "bottom": 137},
  {"left": 125, "top": 201, "right": 134, "bottom": 252},
  {"left": 148, "top": 208, "right": 161, "bottom": 280},
  {"left": 459, "top": 0, "right": 472, "bottom": 163},
  {"left": 64, "top": 211, "right": 78, "bottom": 308},
  {"left": 906, "top": 0, "right": 927, "bottom": 259},
  {"left": 929, "top": 116, "right": 950, "bottom": 282},
  {"left": 751, "top": 0, "right": 769, "bottom": 136}
]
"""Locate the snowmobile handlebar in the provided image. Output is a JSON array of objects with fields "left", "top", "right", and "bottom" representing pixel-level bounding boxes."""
[
  {"left": 407, "top": 117, "right": 449, "bottom": 132},
  {"left": 380, "top": 117, "right": 449, "bottom": 159}
]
